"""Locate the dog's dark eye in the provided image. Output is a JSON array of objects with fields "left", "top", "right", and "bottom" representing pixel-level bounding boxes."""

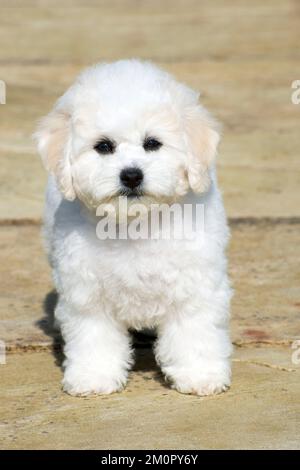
[
  {"left": 143, "top": 137, "right": 162, "bottom": 152},
  {"left": 94, "top": 139, "right": 115, "bottom": 155}
]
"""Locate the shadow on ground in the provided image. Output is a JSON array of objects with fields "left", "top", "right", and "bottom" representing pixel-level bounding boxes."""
[{"left": 36, "top": 290, "right": 63, "bottom": 367}]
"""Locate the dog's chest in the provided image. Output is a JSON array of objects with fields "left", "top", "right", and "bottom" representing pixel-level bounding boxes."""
[{"left": 95, "top": 239, "right": 199, "bottom": 327}]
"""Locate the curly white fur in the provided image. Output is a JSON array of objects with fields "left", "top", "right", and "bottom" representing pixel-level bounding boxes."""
[{"left": 35, "top": 59, "right": 232, "bottom": 396}]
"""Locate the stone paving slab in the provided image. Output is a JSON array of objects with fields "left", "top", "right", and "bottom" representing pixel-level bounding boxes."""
[
  {"left": 1, "top": 1, "right": 299, "bottom": 64},
  {"left": 1, "top": 0, "right": 300, "bottom": 220},
  {"left": 0, "top": 346, "right": 299, "bottom": 450},
  {"left": 1, "top": 59, "right": 299, "bottom": 219},
  {"left": 0, "top": 222, "right": 299, "bottom": 350}
]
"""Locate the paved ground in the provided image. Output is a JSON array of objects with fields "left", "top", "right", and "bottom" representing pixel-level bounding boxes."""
[
  {"left": 1, "top": 347, "right": 299, "bottom": 450},
  {"left": 0, "top": 0, "right": 299, "bottom": 450}
]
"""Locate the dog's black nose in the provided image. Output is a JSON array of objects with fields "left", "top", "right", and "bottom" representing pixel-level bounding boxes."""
[{"left": 120, "top": 167, "right": 144, "bottom": 189}]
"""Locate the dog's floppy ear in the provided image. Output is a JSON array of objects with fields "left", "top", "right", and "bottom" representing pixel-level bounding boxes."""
[
  {"left": 34, "top": 110, "right": 75, "bottom": 201},
  {"left": 184, "top": 105, "right": 220, "bottom": 193}
]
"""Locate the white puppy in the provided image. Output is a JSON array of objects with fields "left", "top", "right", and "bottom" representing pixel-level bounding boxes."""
[{"left": 35, "top": 59, "right": 232, "bottom": 396}]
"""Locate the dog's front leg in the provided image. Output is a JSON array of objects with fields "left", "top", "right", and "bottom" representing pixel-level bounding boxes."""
[
  {"left": 56, "top": 300, "right": 133, "bottom": 396},
  {"left": 155, "top": 308, "right": 232, "bottom": 396}
]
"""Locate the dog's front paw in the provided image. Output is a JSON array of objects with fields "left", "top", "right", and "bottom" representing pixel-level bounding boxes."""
[
  {"left": 172, "top": 374, "right": 230, "bottom": 396},
  {"left": 62, "top": 365, "right": 127, "bottom": 396},
  {"left": 165, "top": 362, "right": 231, "bottom": 396}
]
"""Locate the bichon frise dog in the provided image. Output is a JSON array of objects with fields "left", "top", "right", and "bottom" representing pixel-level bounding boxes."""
[{"left": 35, "top": 59, "right": 232, "bottom": 396}]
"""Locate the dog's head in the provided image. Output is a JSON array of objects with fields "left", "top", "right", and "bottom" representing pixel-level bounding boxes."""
[{"left": 35, "top": 60, "right": 220, "bottom": 212}]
